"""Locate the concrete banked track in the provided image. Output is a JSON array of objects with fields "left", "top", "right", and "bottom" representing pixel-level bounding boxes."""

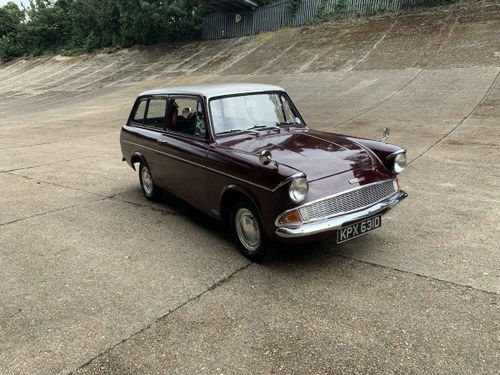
[{"left": 0, "top": 1, "right": 499, "bottom": 374}]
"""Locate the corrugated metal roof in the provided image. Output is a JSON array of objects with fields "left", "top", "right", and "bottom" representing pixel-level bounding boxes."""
[{"left": 200, "top": 0, "right": 259, "bottom": 12}]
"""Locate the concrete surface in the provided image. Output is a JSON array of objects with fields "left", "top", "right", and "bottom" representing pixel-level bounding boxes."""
[{"left": 0, "top": 1, "right": 499, "bottom": 374}]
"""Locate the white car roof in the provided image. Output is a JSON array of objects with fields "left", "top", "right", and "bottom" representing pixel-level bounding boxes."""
[{"left": 139, "top": 83, "right": 285, "bottom": 100}]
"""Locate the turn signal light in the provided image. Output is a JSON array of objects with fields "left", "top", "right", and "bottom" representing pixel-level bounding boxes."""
[{"left": 279, "top": 210, "right": 302, "bottom": 225}]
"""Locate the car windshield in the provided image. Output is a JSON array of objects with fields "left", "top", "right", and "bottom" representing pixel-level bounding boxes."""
[{"left": 210, "top": 92, "right": 303, "bottom": 136}]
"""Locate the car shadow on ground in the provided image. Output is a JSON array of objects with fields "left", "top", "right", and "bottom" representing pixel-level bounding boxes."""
[
  {"left": 129, "top": 186, "right": 375, "bottom": 267},
  {"left": 268, "top": 240, "right": 347, "bottom": 265},
  {"left": 146, "top": 188, "right": 230, "bottom": 235}
]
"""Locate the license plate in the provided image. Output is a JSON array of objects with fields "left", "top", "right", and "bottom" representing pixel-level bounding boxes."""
[{"left": 337, "top": 215, "right": 382, "bottom": 243}]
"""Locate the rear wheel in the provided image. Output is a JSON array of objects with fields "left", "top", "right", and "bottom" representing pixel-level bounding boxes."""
[
  {"left": 139, "top": 162, "right": 162, "bottom": 201},
  {"left": 230, "top": 201, "right": 273, "bottom": 262}
]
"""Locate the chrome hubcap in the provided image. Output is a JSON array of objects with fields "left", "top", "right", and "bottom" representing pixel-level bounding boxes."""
[
  {"left": 235, "top": 208, "right": 260, "bottom": 252},
  {"left": 141, "top": 167, "right": 154, "bottom": 196}
]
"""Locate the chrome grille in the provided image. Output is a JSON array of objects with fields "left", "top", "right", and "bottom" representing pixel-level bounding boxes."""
[{"left": 301, "top": 180, "right": 396, "bottom": 221}]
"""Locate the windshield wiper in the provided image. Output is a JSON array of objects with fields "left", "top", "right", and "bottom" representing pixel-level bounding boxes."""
[
  {"left": 247, "top": 124, "right": 279, "bottom": 131},
  {"left": 217, "top": 125, "right": 279, "bottom": 136},
  {"left": 217, "top": 129, "right": 245, "bottom": 135}
]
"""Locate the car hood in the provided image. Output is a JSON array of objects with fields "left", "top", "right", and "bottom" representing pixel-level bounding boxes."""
[{"left": 218, "top": 129, "right": 376, "bottom": 181}]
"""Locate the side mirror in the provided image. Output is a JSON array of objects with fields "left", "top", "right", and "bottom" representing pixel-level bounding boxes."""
[
  {"left": 259, "top": 150, "right": 273, "bottom": 165},
  {"left": 381, "top": 127, "right": 390, "bottom": 143}
]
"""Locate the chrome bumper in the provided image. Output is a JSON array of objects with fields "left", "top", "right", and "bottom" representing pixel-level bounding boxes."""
[{"left": 275, "top": 190, "right": 408, "bottom": 239}]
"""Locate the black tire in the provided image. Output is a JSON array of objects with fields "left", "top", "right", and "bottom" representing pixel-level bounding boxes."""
[
  {"left": 138, "top": 162, "right": 162, "bottom": 201},
  {"left": 229, "top": 200, "right": 273, "bottom": 262}
]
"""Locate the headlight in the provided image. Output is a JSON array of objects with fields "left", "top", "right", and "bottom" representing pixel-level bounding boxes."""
[
  {"left": 289, "top": 177, "right": 308, "bottom": 203},
  {"left": 393, "top": 152, "right": 407, "bottom": 174}
]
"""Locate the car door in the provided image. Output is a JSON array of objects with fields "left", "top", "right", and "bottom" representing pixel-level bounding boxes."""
[
  {"left": 123, "top": 95, "right": 168, "bottom": 188},
  {"left": 154, "top": 96, "right": 210, "bottom": 213}
]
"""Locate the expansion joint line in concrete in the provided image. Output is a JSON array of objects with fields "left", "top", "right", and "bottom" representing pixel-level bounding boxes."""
[
  {"left": 0, "top": 196, "right": 108, "bottom": 228},
  {"left": 334, "top": 67, "right": 425, "bottom": 128},
  {"left": 0, "top": 172, "right": 185, "bottom": 227},
  {"left": 110, "top": 195, "right": 185, "bottom": 218},
  {"left": 333, "top": 8, "right": 461, "bottom": 130},
  {"left": 408, "top": 68, "right": 500, "bottom": 167},
  {"left": 335, "top": 254, "right": 499, "bottom": 297},
  {"left": 0, "top": 172, "right": 111, "bottom": 226},
  {"left": 3, "top": 170, "right": 106, "bottom": 197},
  {"left": 1, "top": 128, "right": 119, "bottom": 152},
  {"left": 67, "top": 261, "right": 253, "bottom": 375}
]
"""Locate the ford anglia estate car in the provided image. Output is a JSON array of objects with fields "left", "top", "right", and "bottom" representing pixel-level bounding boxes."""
[{"left": 120, "top": 83, "right": 407, "bottom": 261}]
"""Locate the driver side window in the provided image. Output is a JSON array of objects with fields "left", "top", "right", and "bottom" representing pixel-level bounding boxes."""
[{"left": 168, "top": 97, "right": 207, "bottom": 138}]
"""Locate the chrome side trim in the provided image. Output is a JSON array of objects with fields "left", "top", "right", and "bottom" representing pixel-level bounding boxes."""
[
  {"left": 122, "top": 140, "right": 206, "bottom": 169},
  {"left": 205, "top": 166, "right": 274, "bottom": 192},
  {"left": 205, "top": 169, "right": 304, "bottom": 193},
  {"left": 123, "top": 140, "right": 302, "bottom": 193},
  {"left": 276, "top": 190, "right": 407, "bottom": 238}
]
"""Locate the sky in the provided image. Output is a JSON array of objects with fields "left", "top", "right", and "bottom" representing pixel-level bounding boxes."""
[{"left": 0, "top": 0, "right": 25, "bottom": 8}]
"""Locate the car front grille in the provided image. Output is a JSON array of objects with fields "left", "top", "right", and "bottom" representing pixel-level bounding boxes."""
[{"left": 300, "top": 180, "right": 397, "bottom": 221}]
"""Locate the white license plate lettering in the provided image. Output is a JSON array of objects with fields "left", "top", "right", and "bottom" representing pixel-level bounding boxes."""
[{"left": 337, "top": 216, "right": 381, "bottom": 243}]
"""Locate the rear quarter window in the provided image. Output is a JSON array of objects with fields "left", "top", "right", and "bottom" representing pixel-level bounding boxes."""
[
  {"left": 130, "top": 97, "right": 167, "bottom": 130},
  {"left": 132, "top": 99, "right": 147, "bottom": 124}
]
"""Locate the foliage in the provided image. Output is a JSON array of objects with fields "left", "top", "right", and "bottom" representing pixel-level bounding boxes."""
[
  {"left": 0, "top": 0, "right": 208, "bottom": 61},
  {"left": 333, "top": 0, "right": 348, "bottom": 19},
  {"left": 287, "top": 0, "right": 302, "bottom": 16},
  {"left": 0, "top": 2, "right": 24, "bottom": 37},
  {"left": 305, "top": 0, "right": 331, "bottom": 25}
]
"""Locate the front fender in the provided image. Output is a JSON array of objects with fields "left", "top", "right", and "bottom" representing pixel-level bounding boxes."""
[{"left": 346, "top": 136, "right": 405, "bottom": 173}]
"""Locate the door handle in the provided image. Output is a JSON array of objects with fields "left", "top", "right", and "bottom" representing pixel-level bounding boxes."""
[{"left": 157, "top": 139, "right": 168, "bottom": 145}]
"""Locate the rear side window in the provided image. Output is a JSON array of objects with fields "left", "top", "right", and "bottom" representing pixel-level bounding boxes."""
[{"left": 144, "top": 98, "right": 167, "bottom": 129}]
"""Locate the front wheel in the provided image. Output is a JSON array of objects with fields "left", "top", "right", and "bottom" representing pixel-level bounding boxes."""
[
  {"left": 139, "top": 162, "right": 162, "bottom": 201},
  {"left": 230, "top": 201, "right": 273, "bottom": 262}
]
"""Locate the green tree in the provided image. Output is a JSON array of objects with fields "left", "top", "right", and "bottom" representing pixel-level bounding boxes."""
[
  {"left": 117, "top": 0, "right": 204, "bottom": 46},
  {"left": 22, "top": 0, "right": 73, "bottom": 53},
  {"left": 0, "top": 2, "right": 24, "bottom": 37},
  {"left": 0, "top": 0, "right": 209, "bottom": 61},
  {"left": 0, "top": 2, "right": 25, "bottom": 60},
  {"left": 69, "top": 0, "right": 120, "bottom": 51}
]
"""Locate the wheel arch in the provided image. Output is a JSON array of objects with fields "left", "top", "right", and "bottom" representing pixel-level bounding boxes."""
[
  {"left": 219, "top": 185, "right": 261, "bottom": 226},
  {"left": 130, "top": 152, "right": 147, "bottom": 171}
]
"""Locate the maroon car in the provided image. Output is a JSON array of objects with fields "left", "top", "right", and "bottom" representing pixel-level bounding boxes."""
[{"left": 120, "top": 83, "right": 407, "bottom": 261}]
